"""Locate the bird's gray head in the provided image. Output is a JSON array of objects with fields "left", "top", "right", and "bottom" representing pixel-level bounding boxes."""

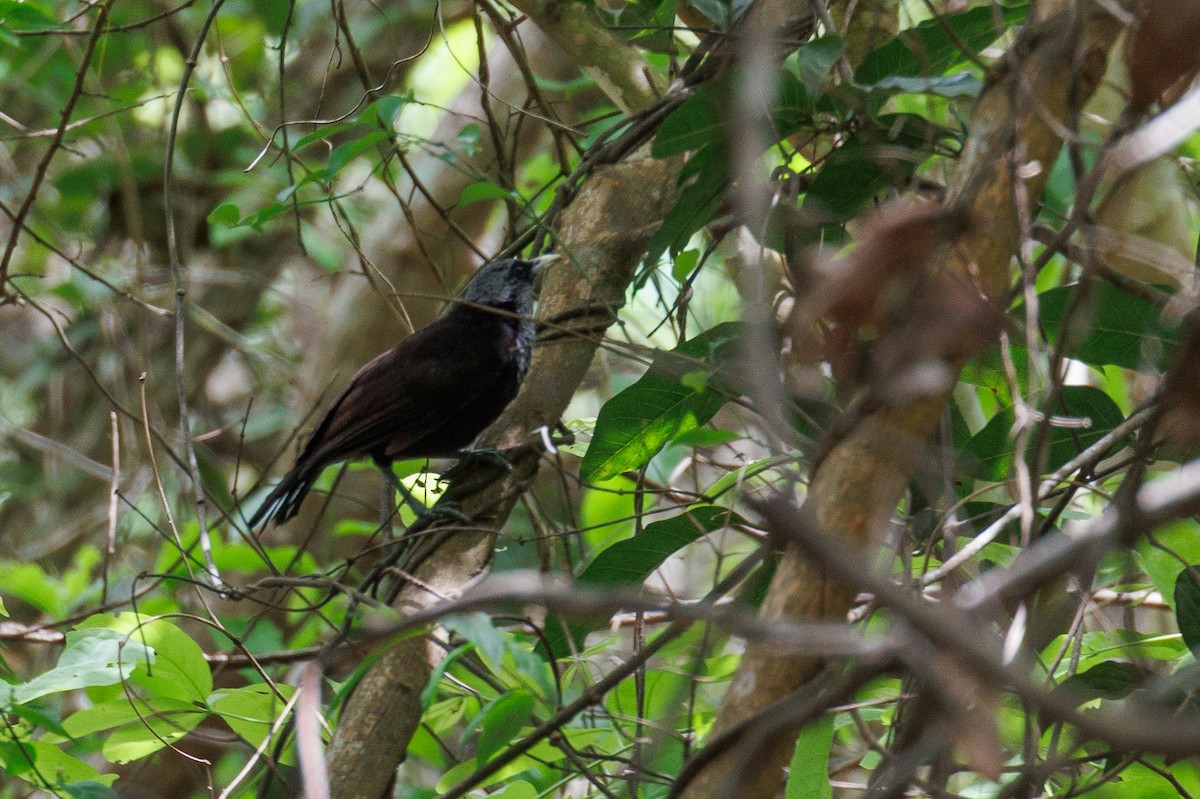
[{"left": 461, "top": 254, "right": 557, "bottom": 316}]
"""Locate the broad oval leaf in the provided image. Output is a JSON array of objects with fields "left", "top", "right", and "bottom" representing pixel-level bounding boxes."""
[
  {"left": 545, "top": 504, "right": 743, "bottom": 659},
  {"left": 580, "top": 323, "right": 743, "bottom": 482},
  {"left": 1038, "top": 282, "right": 1180, "bottom": 371},
  {"left": 474, "top": 690, "right": 535, "bottom": 765},
  {"left": 8, "top": 630, "right": 152, "bottom": 708},
  {"left": 964, "top": 386, "right": 1126, "bottom": 482},
  {"left": 209, "top": 684, "right": 296, "bottom": 747},
  {"left": 855, "top": 3, "right": 1028, "bottom": 84}
]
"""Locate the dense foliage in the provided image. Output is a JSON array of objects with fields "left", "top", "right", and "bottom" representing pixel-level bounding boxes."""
[{"left": 2, "top": 0, "right": 1200, "bottom": 797}]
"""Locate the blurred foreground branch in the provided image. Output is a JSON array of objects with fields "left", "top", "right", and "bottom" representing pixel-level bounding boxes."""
[{"left": 676, "top": 4, "right": 1127, "bottom": 798}]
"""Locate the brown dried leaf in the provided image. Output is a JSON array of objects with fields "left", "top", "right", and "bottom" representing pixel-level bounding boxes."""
[
  {"left": 822, "top": 203, "right": 972, "bottom": 330},
  {"left": 1126, "top": 0, "right": 1200, "bottom": 112},
  {"left": 869, "top": 273, "right": 1002, "bottom": 402},
  {"left": 1159, "top": 323, "right": 1200, "bottom": 445},
  {"left": 785, "top": 203, "right": 979, "bottom": 394}
]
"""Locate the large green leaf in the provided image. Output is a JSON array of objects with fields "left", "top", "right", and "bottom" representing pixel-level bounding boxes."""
[
  {"left": 0, "top": 630, "right": 152, "bottom": 709},
  {"left": 800, "top": 115, "right": 946, "bottom": 225},
  {"left": 1059, "top": 660, "right": 1143, "bottom": 700},
  {"left": 855, "top": 4, "right": 1028, "bottom": 83},
  {"left": 653, "top": 82, "right": 725, "bottom": 158},
  {"left": 545, "top": 504, "right": 741, "bottom": 659},
  {"left": 1038, "top": 282, "right": 1180, "bottom": 371},
  {"left": 580, "top": 323, "right": 743, "bottom": 482},
  {"left": 786, "top": 716, "right": 834, "bottom": 799},
  {"left": 964, "top": 386, "right": 1126, "bottom": 482},
  {"left": 645, "top": 143, "right": 730, "bottom": 265},
  {"left": 209, "top": 684, "right": 296, "bottom": 748},
  {"left": 76, "top": 614, "right": 213, "bottom": 704},
  {"left": 578, "top": 505, "right": 742, "bottom": 587},
  {"left": 1174, "top": 566, "right": 1200, "bottom": 654},
  {"left": 0, "top": 740, "right": 114, "bottom": 791},
  {"left": 653, "top": 68, "right": 816, "bottom": 159},
  {"left": 606, "top": 0, "right": 678, "bottom": 53},
  {"left": 473, "top": 690, "right": 535, "bottom": 764}
]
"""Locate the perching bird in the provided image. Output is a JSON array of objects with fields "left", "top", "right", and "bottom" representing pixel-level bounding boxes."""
[{"left": 248, "top": 254, "right": 556, "bottom": 528}]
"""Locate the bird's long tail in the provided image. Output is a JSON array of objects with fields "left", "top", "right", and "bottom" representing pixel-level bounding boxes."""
[{"left": 246, "top": 468, "right": 316, "bottom": 530}]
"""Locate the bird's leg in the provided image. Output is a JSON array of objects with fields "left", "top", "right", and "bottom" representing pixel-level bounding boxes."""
[
  {"left": 374, "top": 458, "right": 428, "bottom": 519},
  {"left": 375, "top": 458, "right": 470, "bottom": 524},
  {"left": 379, "top": 478, "right": 395, "bottom": 541}
]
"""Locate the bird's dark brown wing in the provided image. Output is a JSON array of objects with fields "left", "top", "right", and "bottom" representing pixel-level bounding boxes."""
[
  {"left": 248, "top": 256, "right": 539, "bottom": 531},
  {"left": 249, "top": 314, "right": 518, "bottom": 529},
  {"left": 295, "top": 313, "right": 516, "bottom": 471}
]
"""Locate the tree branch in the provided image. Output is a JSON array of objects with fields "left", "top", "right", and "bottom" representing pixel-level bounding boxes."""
[{"left": 676, "top": 4, "right": 1127, "bottom": 798}]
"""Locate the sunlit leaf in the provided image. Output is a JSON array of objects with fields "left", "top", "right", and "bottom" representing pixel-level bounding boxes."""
[
  {"left": 580, "top": 323, "right": 743, "bottom": 482},
  {"left": 545, "top": 505, "right": 742, "bottom": 659},
  {"left": 786, "top": 716, "right": 834, "bottom": 799}
]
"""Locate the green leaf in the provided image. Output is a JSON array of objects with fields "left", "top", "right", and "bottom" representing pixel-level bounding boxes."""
[
  {"left": 653, "top": 85, "right": 723, "bottom": 157},
  {"left": 786, "top": 716, "right": 834, "bottom": 799},
  {"left": 457, "top": 180, "right": 512, "bottom": 206},
  {"left": 290, "top": 122, "right": 357, "bottom": 152},
  {"left": 209, "top": 684, "right": 296, "bottom": 747},
  {"left": 327, "top": 129, "right": 391, "bottom": 176},
  {"left": 1060, "top": 660, "right": 1142, "bottom": 700},
  {"left": 579, "top": 476, "right": 637, "bottom": 551},
  {"left": 793, "top": 36, "right": 846, "bottom": 99},
  {"left": 60, "top": 782, "right": 118, "bottom": 799},
  {"left": 672, "top": 249, "right": 701, "bottom": 281},
  {"left": 474, "top": 690, "right": 535, "bottom": 764},
  {"left": 0, "top": 561, "right": 66, "bottom": 616},
  {"left": 1174, "top": 566, "right": 1200, "bottom": 654},
  {"left": 444, "top": 613, "right": 505, "bottom": 673},
  {"left": 206, "top": 202, "right": 240, "bottom": 226},
  {"left": 580, "top": 323, "right": 743, "bottom": 482},
  {"left": 685, "top": 0, "right": 755, "bottom": 28},
  {"left": 671, "top": 427, "right": 741, "bottom": 448},
  {"left": 1037, "top": 282, "right": 1180, "bottom": 371},
  {"left": 362, "top": 93, "right": 410, "bottom": 127},
  {"left": 1137, "top": 520, "right": 1200, "bottom": 608},
  {"left": 801, "top": 115, "right": 942, "bottom": 224},
  {"left": 964, "top": 386, "right": 1126, "bottom": 482},
  {"left": 436, "top": 744, "right": 542, "bottom": 793},
  {"left": 608, "top": 0, "right": 678, "bottom": 52},
  {"left": 645, "top": 143, "right": 729, "bottom": 265},
  {"left": 0, "top": 1, "right": 62, "bottom": 33},
  {"left": 855, "top": 4, "right": 1028, "bottom": 83},
  {"left": 76, "top": 614, "right": 212, "bottom": 703},
  {"left": 239, "top": 201, "right": 291, "bottom": 230},
  {"left": 0, "top": 740, "right": 112, "bottom": 788},
  {"left": 4, "top": 629, "right": 152, "bottom": 708},
  {"left": 101, "top": 706, "right": 204, "bottom": 763},
  {"left": 545, "top": 505, "right": 742, "bottom": 659},
  {"left": 457, "top": 124, "right": 481, "bottom": 156},
  {"left": 654, "top": 69, "right": 813, "bottom": 159},
  {"left": 63, "top": 696, "right": 197, "bottom": 737},
  {"left": 487, "top": 782, "right": 538, "bottom": 799},
  {"left": 9, "top": 701, "right": 67, "bottom": 737},
  {"left": 579, "top": 505, "right": 741, "bottom": 588},
  {"left": 863, "top": 71, "right": 983, "bottom": 99}
]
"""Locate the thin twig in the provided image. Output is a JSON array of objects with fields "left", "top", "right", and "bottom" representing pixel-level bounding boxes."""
[{"left": 163, "top": 0, "right": 228, "bottom": 586}]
